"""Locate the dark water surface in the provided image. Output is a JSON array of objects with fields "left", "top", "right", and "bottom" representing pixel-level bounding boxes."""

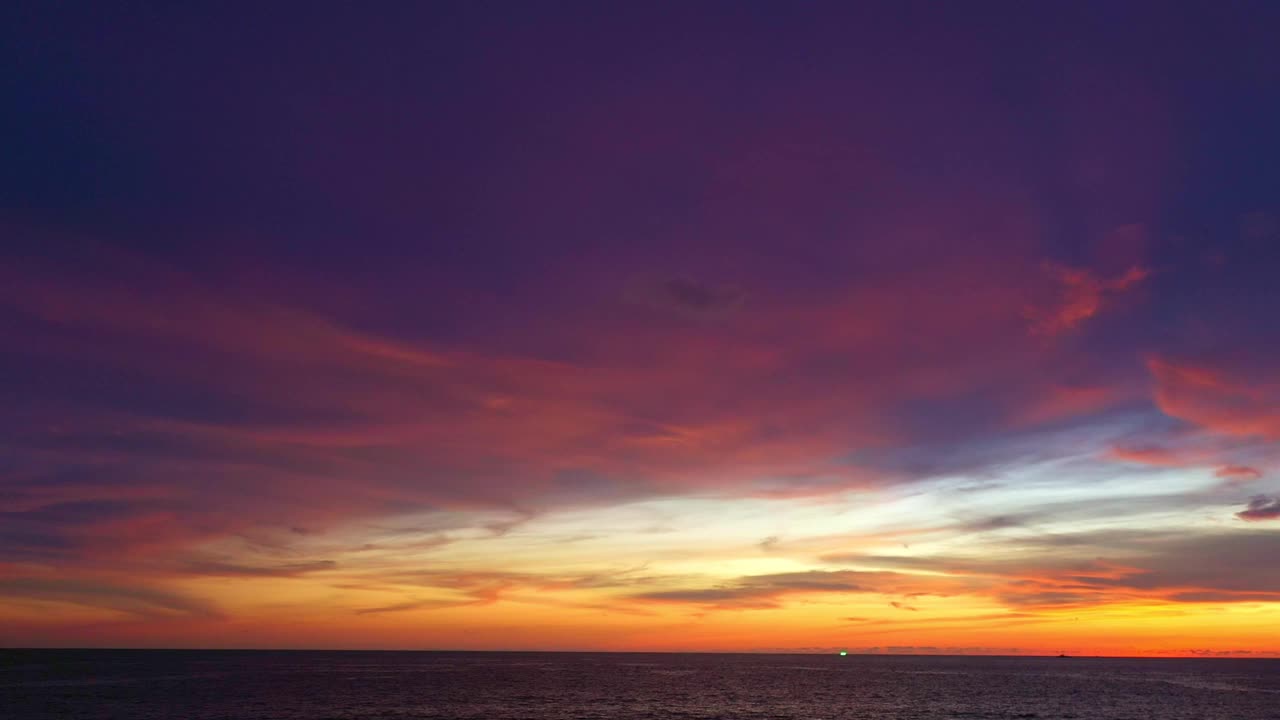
[{"left": 4, "top": 650, "right": 1280, "bottom": 719}]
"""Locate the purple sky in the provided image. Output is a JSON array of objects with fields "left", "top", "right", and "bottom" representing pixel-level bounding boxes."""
[{"left": 3, "top": 2, "right": 1280, "bottom": 653}]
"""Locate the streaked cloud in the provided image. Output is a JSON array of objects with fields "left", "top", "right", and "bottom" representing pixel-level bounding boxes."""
[
  {"left": 0, "top": 578, "right": 221, "bottom": 619},
  {"left": 630, "top": 570, "right": 906, "bottom": 609},
  {"left": 1149, "top": 357, "right": 1280, "bottom": 439},
  {"left": 1215, "top": 465, "right": 1263, "bottom": 484},
  {"left": 627, "top": 276, "right": 746, "bottom": 317},
  {"left": 1025, "top": 263, "right": 1150, "bottom": 338}
]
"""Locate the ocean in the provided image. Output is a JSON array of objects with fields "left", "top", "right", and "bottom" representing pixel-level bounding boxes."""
[{"left": 3, "top": 650, "right": 1279, "bottom": 719}]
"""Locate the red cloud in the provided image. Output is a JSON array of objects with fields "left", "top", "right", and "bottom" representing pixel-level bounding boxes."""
[
  {"left": 1147, "top": 357, "right": 1280, "bottom": 438},
  {"left": 1014, "top": 384, "right": 1128, "bottom": 428},
  {"left": 1215, "top": 465, "right": 1263, "bottom": 484},
  {"left": 1105, "top": 445, "right": 1203, "bottom": 467},
  {"left": 1025, "top": 263, "right": 1149, "bottom": 337}
]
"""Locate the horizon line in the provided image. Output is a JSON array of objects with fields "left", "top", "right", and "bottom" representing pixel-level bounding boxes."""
[{"left": 3, "top": 647, "right": 1277, "bottom": 660}]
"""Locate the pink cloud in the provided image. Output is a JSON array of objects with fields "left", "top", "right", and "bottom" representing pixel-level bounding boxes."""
[
  {"left": 1148, "top": 357, "right": 1280, "bottom": 439},
  {"left": 1105, "top": 445, "right": 1203, "bottom": 467},
  {"left": 1215, "top": 465, "right": 1263, "bottom": 485},
  {"left": 1024, "top": 263, "right": 1150, "bottom": 337}
]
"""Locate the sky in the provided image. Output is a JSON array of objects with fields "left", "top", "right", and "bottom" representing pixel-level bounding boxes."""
[{"left": 3, "top": 2, "right": 1280, "bottom": 657}]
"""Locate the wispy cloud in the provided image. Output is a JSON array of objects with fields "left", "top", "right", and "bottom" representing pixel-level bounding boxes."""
[
  {"left": 178, "top": 559, "right": 338, "bottom": 577},
  {"left": 627, "top": 276, "right": 746, "bottom": 317},
  {"left": 0, "top": 578, "right": 221, "bottom": 619},
  {"left": 1216, "top": 465, "right": 1263, "bottom": 485},
  {"left": 630, "top": 570, "right": 922, "bottom": 609},
  {"left": 1025, "top": 263, "right": 1149, "bottom": 337}
]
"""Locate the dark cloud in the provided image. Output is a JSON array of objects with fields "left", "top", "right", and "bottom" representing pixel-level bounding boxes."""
[
  {"left": 1236, "top": 495, "right": 1280, "bottom": 521},
  {"left": 1166, "top": 591, "right": 1280, "bottom": 603},
  {"left": 627, "top": 277, "right": 746, "bottom": 316},
  {"left": 0, "top": 578, "right": 220, "bottom": 618},
  {"left": 631, "top": 587, "right": 787, "bottom": 607},
  {"left": 958, "top": 515, "right": 1029, "bottom": 532},
  {"left": 359, "top": 566, "right": 669, "bottom": 615},
  {"left": 354, "top": 599, "right": 458, "bottom": 615},
  {"left": 889, "top": 601, "right": 919, "bottom": 611},
  {"left": 631, "top": 570, "right": 900, "bottom": 608},
  {"left": 1011, "top": 528, "right": 1185, "bottom": 550},
  {"left": 0, "top": 499, "right": 177, "bottom": 561},
  {"left": 825, "top": 529, "right": 1280, "bottom": 608},
  {"left": 180, "top": 559, "right": 337, "bottom": 577},
  {"left": 1239, "top": 211, "right": 1279, "bottom": 242},
  {"left": 485, "top": 514, "right": 534, "bottom": 537},
  {"left": 997, "top": 590, "right": 1098, "bottom": 608},
  {"left": 0, "top": 526, "right": 74, "bottom": 560},
  {"left": 751, "top": 645, "right": 1026, "bottom": 655},
  {"left": 1076, "top": 532, "right": 1280, "bottom": 595}
]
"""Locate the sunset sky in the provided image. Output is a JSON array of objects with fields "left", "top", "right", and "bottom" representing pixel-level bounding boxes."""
[{"left": 4, "top": 3, "right": 1280, "bottom": 657}]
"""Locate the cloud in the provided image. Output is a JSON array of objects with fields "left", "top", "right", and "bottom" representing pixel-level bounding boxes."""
[
  {"left": 958, "top": 515, "right": 1028, "bottom": 532},
  {"left": 825, "top": 530, "right": 1280, "bottom": 608},
  {"left": 1236, "top": 495, "right": 1280, "bottom": 522},
  {"left": 1215, "top": 465, "right": 1262, "bottom": 485},
  {"left": 1012, "top": 384, "right": 1125, "bottom": 428},
  {"left": 0, "top": 578, "right": 221, "bottom": 619},
  {"left": 1104, "top": 441, "right": 1262, "bottom": 486},
  {"left": 179, "top": 559, "right": 337, "bottom": 577},
  {"left": 1239, "top": 210, "right": 1279, "bottom": 242},
  {"left": 627, "top": 277, "right": 746, "bottom": 316},
  {"left": 889, "top": 600, "right": 918, "bottom": 611},
  {"left": 1167, "top": 591, "right": 1280, "bottom": 603},
  {"left": 367, "top": 566, "right": 665, "bottom": 606},
  {"left": 1025, "top": 263, "right": 1149, "bottom": 337},
  {"left": 0, "top": 499, "right": 208, "bottom": 563},
  {"left": 1106, "top": 445, "right": 1201, "bottom": 467},
  {"left": 354, "top": 599, "right": 459, "bottom": 615},
  {"left": 630, "top": 570, "right": 902, "bottom": 609},
  {"left": 1148, "top": 357, "right": 1280, "bottom": 439},
  {"left": 752, "top": 645, "right": 1027, "bottom": 656}
]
